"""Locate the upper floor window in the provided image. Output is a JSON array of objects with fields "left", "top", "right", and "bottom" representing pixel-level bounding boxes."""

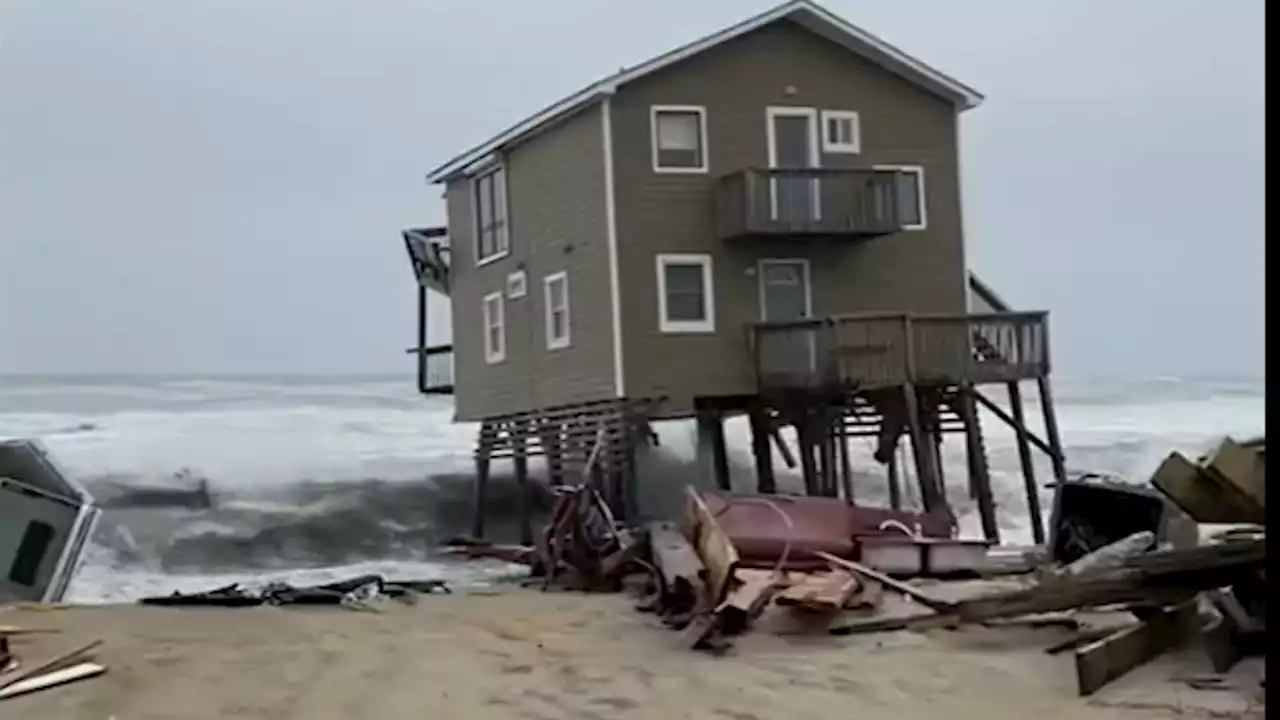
[
  {"left": 482, "top": 291, "right": 506, "bottom": 364},
  {"left": 875, "top": 165, "right": 928, "bottom": 231},
  {"left": 655, "top": 253, "right": 715, "bottom": 333},
  {"left": 820, "top": 110, "right": 860, "bottom": 154},
  {"left": 543, "top": 271, "right": 571, "bottom": 350},
  {"left": 650, "top": 106, "right": 708, "bottom": 174},
  {"left": 473, "top": 166, "right": 509, "bottom": 264}
]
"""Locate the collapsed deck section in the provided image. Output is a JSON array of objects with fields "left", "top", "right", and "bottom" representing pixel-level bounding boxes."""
[{"left": 401, "top": 227, "right": 455, "bottom": 394}]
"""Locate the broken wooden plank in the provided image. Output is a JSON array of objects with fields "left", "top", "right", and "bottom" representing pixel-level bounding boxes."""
[
  {"left": 0, "top": 662, "right": 105, "bottom": 700},
  {"left": 1074, "top": 599, "right": 1199, "bottom": 696},
  {"left": 775, "top": 570, "right": 859, "bottom": 614},
  {"left": 814, "top": 551, "right": 956, "bottom": 613},
  {"left": 684, "top": 487, "right": 740, "bottom": 607},
  {"left": 647, "top": 521, "right": 705, "bottom": 615},
  {"left": 0, "top": 639, "right": 101, "bottom": 693},
  {"left": 1045, "top": 626, "right": 1125, "bottom": 655},
  {"left": 1201, "top": 437, "right": 1265, "bottom": 511},
  {"left": 714, "top": 570, "right": 783, "bottom": 636},
  {"left": 1149, "top": 451, "right": 1264, "bottom": 524}
]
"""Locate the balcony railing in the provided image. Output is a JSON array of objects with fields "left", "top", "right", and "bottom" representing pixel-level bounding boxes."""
[
  {"left": 752, "top": 312, "right": 1050, "bottom": 392},
  {"left": 715, "top": 168, "right": 903, "bottom": 240},
  {"left": 405, "top": 344, "right": 455, "bottom": 394}
]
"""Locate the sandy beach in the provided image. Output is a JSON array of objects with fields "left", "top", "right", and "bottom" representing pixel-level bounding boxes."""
[{"left": 0, "top": 587, "right": 1263, "bottom": 720}]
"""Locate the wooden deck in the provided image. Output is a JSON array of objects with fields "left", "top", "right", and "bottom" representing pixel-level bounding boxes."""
[
  {"left": 752, "top": 311, "right": 1050, "bottom": 392},
  {"left": 715, "top": 168, "right": 902, "bottom": 240}
]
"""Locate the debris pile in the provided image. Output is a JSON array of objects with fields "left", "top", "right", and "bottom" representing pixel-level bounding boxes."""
[{"left": 451, "top": 434, "right": 1266, "bottom": 699}]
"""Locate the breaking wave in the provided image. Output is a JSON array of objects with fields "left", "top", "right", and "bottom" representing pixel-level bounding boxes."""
[{"left": 0, "top": 374, "right": 1265, "bottom": 603}]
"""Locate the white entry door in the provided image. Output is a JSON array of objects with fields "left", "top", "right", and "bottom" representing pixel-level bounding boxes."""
[
  {"left": 759, "top": 259, "right": 816, "bottom": 378},
  {"left": 766, "top": 107, "right": 821, "bottom": 222}
]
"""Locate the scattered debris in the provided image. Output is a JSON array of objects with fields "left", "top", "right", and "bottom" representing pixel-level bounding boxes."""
[
  {"left": 137, "top": 574, "right": 451, "bottom": 609},
  {"left": 0, "top": 636, "right": 104, "bottom": 701}
]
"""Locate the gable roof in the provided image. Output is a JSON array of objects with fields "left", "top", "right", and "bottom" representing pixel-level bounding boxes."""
[{"left": 426, "top": 0, "right": 983, "bottom": 184}]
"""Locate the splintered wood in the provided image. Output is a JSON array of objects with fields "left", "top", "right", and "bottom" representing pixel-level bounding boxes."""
[{"left": 0, "top": 631, "right": 105, "bottom": 701}]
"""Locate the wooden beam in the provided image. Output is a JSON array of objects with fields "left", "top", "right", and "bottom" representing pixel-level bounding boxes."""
[
  {"left": 1037, "top": 377, "right": 1071, "bottom": 558},
  {"left": 972, "top": 389, "right": 1059, "bottom": 460},
  {"left": 1007, "top": 381, "right": 1046, "bottom": 544},
  {"left": 1074, "top": 599, "right": 1198, "bottom": 696}
]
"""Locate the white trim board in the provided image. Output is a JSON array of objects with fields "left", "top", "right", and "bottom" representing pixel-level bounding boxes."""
[
  {"left": 543, "top": 271, "right": 572, "bottom": 350},
  {"left": 601, "top": 97, "right": 626, "bottom": 397},
  {"left": 655, "top": 253, "right": 716, "bottom": 334},
  {"left": 426, "top": 0, "right": 983, "bottom": 183}
]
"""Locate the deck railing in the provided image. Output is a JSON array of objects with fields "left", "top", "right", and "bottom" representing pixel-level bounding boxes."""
[
  {"left": 752, "top": 312, "right": 1050, "bottom": 391},
  {"left": 715, "top": 168, "right": 902, "bottom": 240}
]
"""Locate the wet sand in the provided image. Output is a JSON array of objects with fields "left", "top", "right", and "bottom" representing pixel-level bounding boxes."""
[{"left": 0, "top": 589, "right": 1264, "bottom": 720}]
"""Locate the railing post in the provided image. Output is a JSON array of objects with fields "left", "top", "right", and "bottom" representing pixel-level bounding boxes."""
[{"left": 899, "top": 314, "right": 945, "bottom": 514}]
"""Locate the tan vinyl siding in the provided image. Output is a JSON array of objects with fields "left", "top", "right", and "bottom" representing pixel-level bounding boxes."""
[
  {"left": 447, "top": 106, "right": 616, "bottom": 421},
  {"left": 609, "top": 20, "right": 968, "bottom": 415}
]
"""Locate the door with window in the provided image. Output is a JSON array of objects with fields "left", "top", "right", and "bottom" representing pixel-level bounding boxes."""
[
  {"left": 759, "top": 259, "right": 816, "bottom": 381},
  {"left": 766, "top": 107, "right": 821, "bottom": 223}
]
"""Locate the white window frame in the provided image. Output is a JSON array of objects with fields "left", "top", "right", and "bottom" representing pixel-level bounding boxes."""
[
  {"left": 655, "top": 253, "right": 715, "bottom": 334},
  {"left": 820, "top": 110, "right": 861, "bottom": 154},
  {"left": 473, "top": 165, "right": 510, "bottom": 266},
  {"left": 481, "top": 291, "right": 506, "bottom": 364},
  {"left": 874, "top": 164, "right": 928, "bottom": 231},
  {"left": 543, "top": 271, "right": 571, "bottom": 350},
  {"left": 506, "top": 269, "right": 527, "bottom": 299},
  {"left": 650, "top": 105, "right": 709, "bottom": 174}
]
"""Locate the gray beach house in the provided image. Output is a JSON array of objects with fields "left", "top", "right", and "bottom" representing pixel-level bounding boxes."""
[{"left": 401, "top": 0, "right": 1069, "bottom": 545}]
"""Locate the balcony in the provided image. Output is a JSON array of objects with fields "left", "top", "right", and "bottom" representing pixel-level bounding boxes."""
[
  {"left": 752, "top": 312, "right": 1050, "bottom": 393},
  {"left": 715, "top": 168, "right": 903, "bottom": 240}
]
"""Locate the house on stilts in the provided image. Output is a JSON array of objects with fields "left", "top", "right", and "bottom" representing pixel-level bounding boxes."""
[{"left": 401, "top": 0, "right": 1070, "bottom": 548}]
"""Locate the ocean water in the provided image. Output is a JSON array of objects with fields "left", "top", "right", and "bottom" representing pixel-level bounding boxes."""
[{"left": 0, "top": 374, "right": 1265, "bottom": 604}]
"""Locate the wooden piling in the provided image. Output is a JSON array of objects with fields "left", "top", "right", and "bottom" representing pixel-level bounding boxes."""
[
  {"left": 958, "top": 386, "right": 1000, "bottom": 543},
  {"left": 512, "top": 421, "right": 532, "bottom": 545},
  {"left": 1038, "top": 376, "right": 1071, "bottom": 555},
  {"left": 698, "top": 412, "right": 732, "bottom": 491},
  {"left": 748, "top": 405, "right": 777, "bottom": 494},
  {"left": 471, "top": 423, "right": 493, "bottom": 540},
  {"left": 1008, "top": 381, "right": 1046, "bottom": 544}
]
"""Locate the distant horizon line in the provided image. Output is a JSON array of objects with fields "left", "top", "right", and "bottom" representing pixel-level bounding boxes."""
[{"left": 0, "top": 370, "right": 1265, "bottom": 385}]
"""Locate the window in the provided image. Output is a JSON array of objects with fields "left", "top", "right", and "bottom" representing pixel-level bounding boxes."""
[
  {"left": 506, "top": 270, "right": 527, "bottom": 299},
  {"left": 650, "top": 106, "right": 708, "bottom": 173},
  {"left": 473, "top": 166, "right": 509, "bottom": 264},
  {"left": 820, "top": 110, "right": 860, "bottom": 154},
  {"left": 543, "top": 271, "right": 571, "bottom": 350},
  {"left": 482, "top": 291, "right": 505, "bottom": 364},
  {"left": 9, "top": 520, "right": 54, "bottom": 587},
  {"left": 656, "top": 253, "right": 715, "bottom": 333},
  {"left": 875, "top": 165, "right": 927, "bottom": 230}
]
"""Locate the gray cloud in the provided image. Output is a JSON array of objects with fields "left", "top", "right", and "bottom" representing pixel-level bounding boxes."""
[{"left": 0, "top": 0, "right": 1264, "bottom": 377}]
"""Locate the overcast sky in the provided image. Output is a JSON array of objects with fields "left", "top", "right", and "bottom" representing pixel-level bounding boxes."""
[{"left": 0, "top": 0, "right": 1265, "bottom": 377}]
